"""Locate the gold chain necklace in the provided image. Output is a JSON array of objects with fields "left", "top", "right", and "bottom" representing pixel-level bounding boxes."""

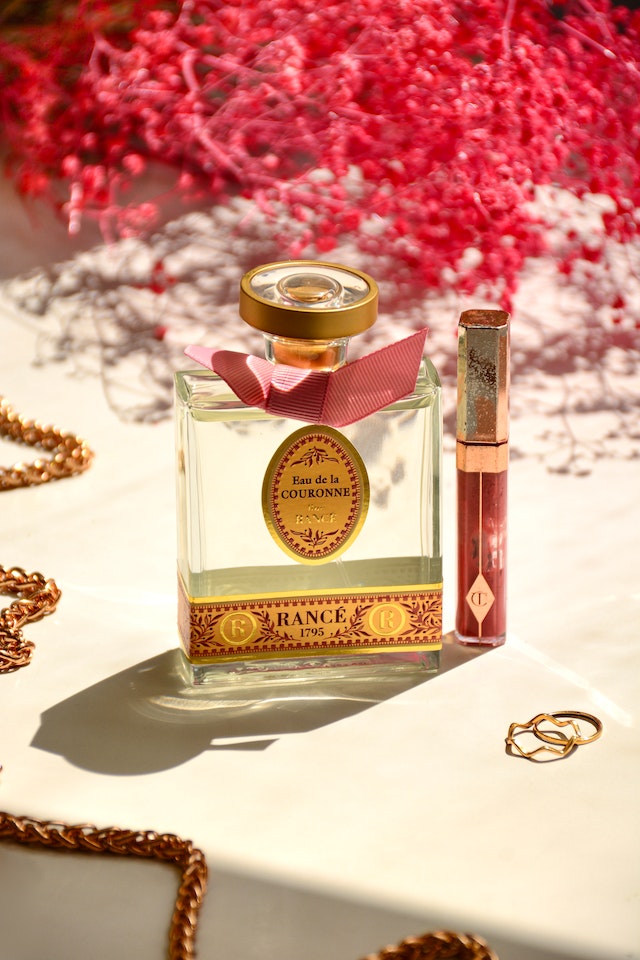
[
  {"left": 0, "top": 813, "right": 208, "bottom": 960},
  {"left": 0, "top": 396, "right": 92, "bottom": 670},
  {"left": 0, "top": 395, "right": 94, "bottom": 489},
  {"left": 0, "top": 565, "right": 60, "bottom": 672}
]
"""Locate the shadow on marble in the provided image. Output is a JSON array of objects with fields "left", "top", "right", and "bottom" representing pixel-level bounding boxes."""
[
  {"left": 31, "top": 637, "right": 489, "bottom": 776},
  {"left": 203, "top": 863, "right": 600, "bottom": 960},
  {"left": 0, "top": 839, "right": 594, "bottom": 960}
]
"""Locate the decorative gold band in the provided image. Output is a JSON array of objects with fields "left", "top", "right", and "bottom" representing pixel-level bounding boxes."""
[
  {"left": 179, "top": 574, "right": 443, "bottom": 662},
  {"left": 506, "top": 710, "right": 603, "bottom": 761},
  {"left": 456, "top": 441, "right": 508, "bottom": 473},
  {"left": 533, "top": 710, "right": 603, "bottom": 746}
]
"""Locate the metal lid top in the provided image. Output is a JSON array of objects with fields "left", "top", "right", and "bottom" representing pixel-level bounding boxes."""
[
  {"left": 239, "top": 261, "right": 378, "bottom": 339},
  {"left": 457, "top": 309, "right": 510, "bottom": 445}
]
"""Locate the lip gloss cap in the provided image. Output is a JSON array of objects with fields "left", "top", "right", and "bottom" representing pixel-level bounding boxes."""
[{"left": 457, "top": 309, "right": 510, "bottom": 444}]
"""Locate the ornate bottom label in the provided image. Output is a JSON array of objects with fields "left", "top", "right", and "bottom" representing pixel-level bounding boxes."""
[{"left": 178, "top": 575, "right": 442, "bottom": 663}]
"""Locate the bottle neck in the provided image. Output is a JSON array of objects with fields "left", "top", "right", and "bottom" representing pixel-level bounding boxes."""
[{"left": 263, "top": 334, "right": 349, "bottom": 371}]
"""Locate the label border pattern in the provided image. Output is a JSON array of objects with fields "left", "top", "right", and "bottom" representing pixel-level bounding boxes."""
[{"left": 178, "top": 577, "right": 442, "bottom": 662}]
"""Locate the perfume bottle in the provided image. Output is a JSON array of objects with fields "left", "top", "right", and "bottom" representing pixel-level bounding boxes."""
[{"left": 175, "top": 261, "right": 442, "bottom": 686}]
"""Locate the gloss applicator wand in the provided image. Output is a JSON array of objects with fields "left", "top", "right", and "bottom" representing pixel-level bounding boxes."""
[{"left": 455, "top": 309, "right": 510, "bottom": 646}]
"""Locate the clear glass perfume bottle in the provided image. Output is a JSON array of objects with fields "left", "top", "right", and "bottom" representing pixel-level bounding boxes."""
[{"left": 175, "top": 261, "right": 442, "bottom": 686}]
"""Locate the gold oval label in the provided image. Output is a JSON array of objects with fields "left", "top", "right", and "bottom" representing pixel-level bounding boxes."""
[{"left": 262, "top": 426, "right": 369, "bottom": 564}]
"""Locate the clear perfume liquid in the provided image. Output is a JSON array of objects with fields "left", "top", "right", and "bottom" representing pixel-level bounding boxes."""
[{"left": 175, "top": 359, "right": 442, "bottom": 686}]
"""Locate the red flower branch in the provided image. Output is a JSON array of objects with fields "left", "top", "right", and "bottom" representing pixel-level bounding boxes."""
[{"left": 1, "top": 0, "right": 639, "bottom": 316}]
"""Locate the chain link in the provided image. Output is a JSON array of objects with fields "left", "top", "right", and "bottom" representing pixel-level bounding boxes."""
[
  {"left": 0, "top": 566, "right": 61, "bottom": 672},
  {"left": 361, "top": 931, "right": 498, "bottom": 960},
  {"left": 0, "top": 813, "right": 208, "bottom": 960},
  {"left": 0, "top": 396, "right": 94, "bottom": 489}
]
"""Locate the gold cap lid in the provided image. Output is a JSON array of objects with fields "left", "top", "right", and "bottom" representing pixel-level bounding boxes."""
[
  {"left": 457, "top": 309, "right": 510, "bottom": 444},
  {"left": 239, "top": 261, "right": 378, "bottom": 339}
]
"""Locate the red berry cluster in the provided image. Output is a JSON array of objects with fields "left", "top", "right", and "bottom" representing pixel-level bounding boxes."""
[{"left": 1, "top": 0, "right": 639, "bottom": 319}]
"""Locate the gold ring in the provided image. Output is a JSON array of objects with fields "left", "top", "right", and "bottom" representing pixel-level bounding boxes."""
[
  {"left": 533, "top": 710, "right": 602, "bottom": 746},
  {"left": 506, "top": 715, "right": 580, "bottom": 761}
]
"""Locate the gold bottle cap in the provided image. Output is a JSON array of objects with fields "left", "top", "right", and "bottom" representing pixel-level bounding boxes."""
[
  {"left": 457, "top": 309, "right": 510, "bottom": 444},
  {"left": 239, "top": 261, "right": 378, "bottom": 339}
]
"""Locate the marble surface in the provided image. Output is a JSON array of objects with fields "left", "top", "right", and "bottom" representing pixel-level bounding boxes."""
[{"left": 1, "top": 174, "right": 639, "bottom": 960}]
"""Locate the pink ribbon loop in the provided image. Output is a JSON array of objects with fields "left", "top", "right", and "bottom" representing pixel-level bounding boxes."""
[{"left": 184, "top": 328, "right": 428, "bottom": 427}]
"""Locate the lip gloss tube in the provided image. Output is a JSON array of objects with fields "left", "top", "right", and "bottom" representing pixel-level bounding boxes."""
[{"left": 455, "top": 309, "right": 510, "bottom": 647}]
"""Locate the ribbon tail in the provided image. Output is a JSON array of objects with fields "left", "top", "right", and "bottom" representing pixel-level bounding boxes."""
[
  {"left": 322, "top": 328, "right": 428, "bottom": 427},
  {"left": 184, "top": 346, "right": 274, "bottom": 410}
]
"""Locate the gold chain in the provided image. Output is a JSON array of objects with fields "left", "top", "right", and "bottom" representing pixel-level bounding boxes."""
[
  {"left": 0, "top": 396, "right": 94, "bottom": 489},
  {"left": 0, "top": 396, "right": 92, "bottom": 669},
  {"left": 0, "top": 813, "right": 208, "bottom": 960},
  {"left": 0, "top": 565, "right": 61, "bottom": 672},
  {"left": 360, "top": 931, "right": 498, "bottom": 960}
]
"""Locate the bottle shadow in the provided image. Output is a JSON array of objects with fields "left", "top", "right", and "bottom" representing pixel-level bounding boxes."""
[{"left": 31, "top": 636, "right": 489, "bottom": 776}]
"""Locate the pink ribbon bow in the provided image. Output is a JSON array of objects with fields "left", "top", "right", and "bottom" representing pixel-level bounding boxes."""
[{"left": 185, "top": 328, "right": 428, "bottom": 427}]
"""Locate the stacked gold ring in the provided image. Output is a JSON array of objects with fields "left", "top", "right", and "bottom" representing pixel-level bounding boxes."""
[{"left": 506, "top": 710, "right": 602, "bottom": 761}]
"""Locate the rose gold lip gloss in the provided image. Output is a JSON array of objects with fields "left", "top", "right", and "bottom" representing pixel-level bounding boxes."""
[{"left": 455, "top": 309, "right": 510, "bottom": 647}]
